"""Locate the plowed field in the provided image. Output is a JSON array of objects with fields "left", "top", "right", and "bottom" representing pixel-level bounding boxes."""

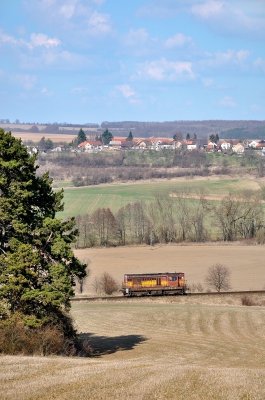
[{"left": 74, "top": 244, "right": 265, "bottom": 295}]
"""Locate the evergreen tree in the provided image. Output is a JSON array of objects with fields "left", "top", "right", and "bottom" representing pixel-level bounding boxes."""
[
  {"left": 126, "top": 131, "right": 133, "bottom": 141},
  {"left": 186, "top": 133, "right": 190, "bottom": 140},
  {"left": 173, "top": 132, "right": 183, "bottom": 141},
  {"left": 101, "top": 129, "right": 113, "bottom": 145},
  {"left": 0, "top": 130, "right": 86, "bottom": 331},
  {"left": 77, "top": 128, "right": 87, "bottom": 145},
  {"left": 209, "top": 134, "right": 219, "bottom": 144}
]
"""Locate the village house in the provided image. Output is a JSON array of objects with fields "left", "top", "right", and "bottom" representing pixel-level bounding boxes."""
[
  {"left": 219, "top": 140, "right": 232, "bottom": 151},
  {"left": 248, "top": 140, "right": 259, "bottom": 148},
  {"left": 150, "top": 138, "right": 175, "bottom": 150},
  {"left": 78, "top": 140, "right": 102, "bottom": 152},
  {"left": 232, "top": 143, "right": 245, "bottom": 154},
  {"left": 185, "top": 139, "right": 199, "bottom": 151},
  {"left": 255, "top": 140, "right": 265, "bottom": 150},
  {"left": 205, "top": 141, "right": 217, "bottom": 151}
]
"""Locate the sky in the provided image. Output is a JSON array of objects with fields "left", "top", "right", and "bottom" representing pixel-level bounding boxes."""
[{"left": 0, "top": 0, "right": 265, "bottom": 124}]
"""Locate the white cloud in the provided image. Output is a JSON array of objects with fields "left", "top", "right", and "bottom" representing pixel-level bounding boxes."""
[
  {"left": 253, "top": 58, "right": 265, "bottom": 73},
  {"left": 190, "top": 1, "right": 265, "bottom": 39},
  {"left": 92, "top": 0, "right": 106, "bottom": 5},
  {"left": 165, "top": 33, "right": 193, "bottom": 48},
  {"left": 117, "top": 85, "right": 135, "bottom": 98},
  {"left": 59, "top": 4, "right": 76, "bottom": 19},
  {"left": 129, "top": 98, "right": 142, "bottom": 105},
  {"left": 200, "top": 49, "right": 251, "bottom": 70},
  {"left": 15, "top": 74, "right": 37, "bottom": 90},
  {"left": 0, "top": 30, "right": 18, "bottom": 45},
  {"left": 124, "top": 28, "right": 149, "bottom": 47},
  {"left": 0, "top": 30, "right": 61, "bottom": 50},
  {"left": 219, "top": 95, "right": 236, "bottom": 108},
  {"left": 134, "top": 59, "right": 195, "bottom": 81},
  {"left": 87, "top": 11, "right": 112, "bottom": 34},
  {"left": 202, "top": 77, "right": 232, "bottom": 90},
  {"left": 41, "top": 87, "right": 54, "bottom": 97},
  {"left": 250, "top": 104, "right": 260, "bottom": 111},
  {"left": 191, "top": 1, "right": 224, "bottom": 19},
  {"left": 30, "top": 33, "right": 61, "bottom": 48},
  {"left": 71, "top": 86, "right": 89, "bottom": 93},
  {"left": 202, "top": 78, "right": 214, "bottom": 87}
]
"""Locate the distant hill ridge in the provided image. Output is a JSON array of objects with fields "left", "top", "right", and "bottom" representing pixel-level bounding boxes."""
[{"left": 1, "top": 120, "right": 265, "bottom": 139}]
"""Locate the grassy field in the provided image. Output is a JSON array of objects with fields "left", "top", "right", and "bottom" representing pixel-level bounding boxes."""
[
  {"left": 56, "top": 177, "right": 262, "bottom": 218},
  {"left": 2, "top": 297, "right": 265, "bottom": 399}
]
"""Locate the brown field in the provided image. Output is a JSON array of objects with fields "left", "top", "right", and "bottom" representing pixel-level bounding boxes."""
[
  {"left": 74, "top": 244, "right": 265, "bottom": 295},
  {"left": 2, "top": 246, "right": 265, "bottom": 399},
  {"left": 10, "top": 132, "right": 77, "bottom": 143},
  {"left": 1, "top": 294, "right": 265, "bottom": 399}
]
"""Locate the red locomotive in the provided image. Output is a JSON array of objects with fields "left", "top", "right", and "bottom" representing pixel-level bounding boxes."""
[{"left": 121, "top": 272, "right": 188, "bottom": 297}]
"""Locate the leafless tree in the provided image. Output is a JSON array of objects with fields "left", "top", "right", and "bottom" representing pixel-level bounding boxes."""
[
  {"left": 98, "top": 272, "right": 119, "bottom": 295},
  {"left": 214, "top": 193, "right": 263, "bottom": 241},
  {"left": 148, "top": 193, "right": 176, "bottom": 243},
  {"left": 205, "top": 263, "right": 231, "bottom": 292}
]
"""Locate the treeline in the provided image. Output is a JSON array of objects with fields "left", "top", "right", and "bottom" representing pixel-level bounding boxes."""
[
  {"left": 101, "top": 120, "right": 265, "bottom": 138},
  {"left": 74, "top": 190, "right": 265, "bottom": 248},
  {"left": 72, "top": 165, "right": 229, "bottom": 187}
]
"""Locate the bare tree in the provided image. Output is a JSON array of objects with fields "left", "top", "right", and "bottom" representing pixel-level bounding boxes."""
[
  {"left": 98, "top": 272, "right": 119, "bottom": 295},
  {"left": 76, "top": 258, "right": 90, "bottom": 294},
  {"left": 205, "top": 263, "right": 231, "bottom": 292}
]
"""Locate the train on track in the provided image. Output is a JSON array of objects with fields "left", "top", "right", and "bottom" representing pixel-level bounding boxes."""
[{"left": 121, "top": 272, "right": 188, "bottom": 297}]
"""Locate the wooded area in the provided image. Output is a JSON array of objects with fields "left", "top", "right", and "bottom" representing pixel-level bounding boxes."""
[{"left": 74, "top": 189, "right": 265, "bottom": 248}]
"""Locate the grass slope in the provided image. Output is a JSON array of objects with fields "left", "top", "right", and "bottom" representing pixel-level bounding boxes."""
[{"left": 57, "top": 178, "right": 260, "bottom": 218}]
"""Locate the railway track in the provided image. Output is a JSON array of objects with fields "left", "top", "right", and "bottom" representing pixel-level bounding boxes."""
[{"left": 71, "top": 290, "right": 265, "bottom": 302}]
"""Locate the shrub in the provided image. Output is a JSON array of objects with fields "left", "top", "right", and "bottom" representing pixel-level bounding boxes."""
[
  {"left": 0, "top": 315, "right": 73, "bottom": 356},
  {"left": 98, "top": 272, "right": 119, "bottom": 295},
  {"left": 241, "top": 295, "right": 255, "bottom": 306}
]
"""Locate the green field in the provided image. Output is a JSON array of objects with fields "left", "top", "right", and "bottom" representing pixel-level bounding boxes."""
[{"left": 56, "top": 178, "right": 261, "bottom": 219}]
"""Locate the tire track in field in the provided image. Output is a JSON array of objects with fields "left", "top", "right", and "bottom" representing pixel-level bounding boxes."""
[{"left": 86, "top": 194, "right": 103, "bottom": 213}]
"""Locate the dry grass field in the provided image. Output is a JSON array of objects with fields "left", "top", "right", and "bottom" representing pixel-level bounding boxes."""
[
  {"left": 11, "top": 132, "right": 77, "bottom": 143},
  {"left": 74, "top": 244, "right": 265, "bottom": 295},
  {"left": 1, "top": 296, "right": 265, "bottom": 399},
  {"left": 1, "top": 245, "right": 265, "bottom": 399}
]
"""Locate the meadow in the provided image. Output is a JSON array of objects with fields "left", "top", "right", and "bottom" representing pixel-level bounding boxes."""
[
  {"left": 2, "top": 296, "right": 265, "bottom": 399},
  {"left": 56, "top": 177, "right": 262, "bottom": 218}
]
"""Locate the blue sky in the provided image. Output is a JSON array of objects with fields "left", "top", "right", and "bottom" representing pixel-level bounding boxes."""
[{"left": 0, "top": 0, "right": 265, "bottom": 124}]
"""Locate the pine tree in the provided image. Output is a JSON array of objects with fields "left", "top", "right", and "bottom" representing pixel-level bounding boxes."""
[
  {"left": 0, "top": 130, "right": 86, "bottom": 330},
  {"left": 126, "top": 131, "right": 133, "bottom": 141},
  {"left": 101, "top": 129, "right": 113, "bottom": 145},
  {"left": 77, "top": 128, "right": 87, "bottom": 145}
]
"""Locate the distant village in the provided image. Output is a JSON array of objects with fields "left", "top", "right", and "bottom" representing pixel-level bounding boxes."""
[
  {"left": 25, "top": 136, "right": 265, "bottom": 156},
  {"left": 76, "top": 137, "right": 265, "bottom": 155}
]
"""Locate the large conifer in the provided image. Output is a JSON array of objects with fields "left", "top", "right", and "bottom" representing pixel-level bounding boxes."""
[{"left": 0, "top": 130, "right": 86, "bottom": 331}]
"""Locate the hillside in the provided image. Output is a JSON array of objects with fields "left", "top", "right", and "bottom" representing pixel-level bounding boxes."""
[{"left": 1, "top": 120, "right": 265, "bottom": 139}]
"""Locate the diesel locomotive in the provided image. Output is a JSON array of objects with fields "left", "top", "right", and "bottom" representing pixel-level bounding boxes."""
[{"left": 121, "top": 272, "right": 188, "bottom": 297}]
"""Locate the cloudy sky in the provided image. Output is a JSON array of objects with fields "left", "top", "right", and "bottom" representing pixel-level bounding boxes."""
[{"left": 1, "top": 0, "right": 265, "bottom": 124}]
